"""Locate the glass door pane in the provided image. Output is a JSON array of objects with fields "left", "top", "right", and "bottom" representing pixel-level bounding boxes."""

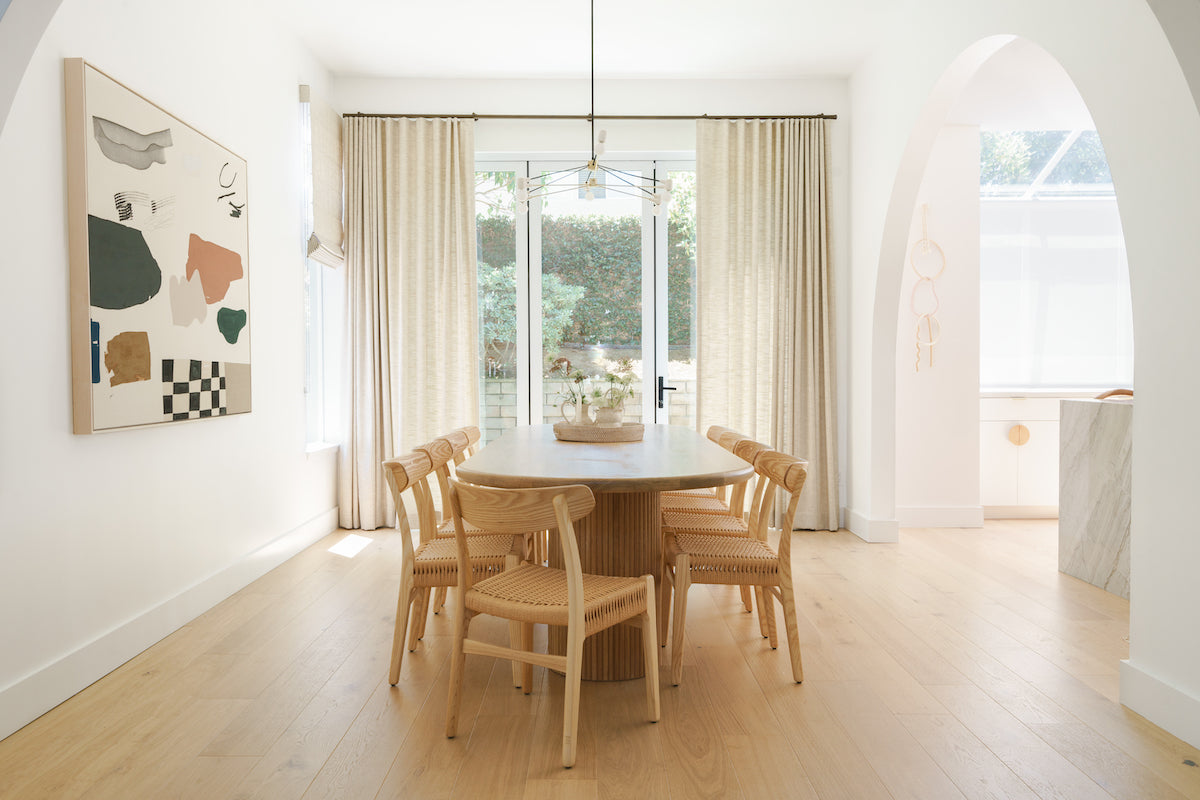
[
  {"left": 532, "top": 161, "right": 653, "bottom": 426},
  {"left": 656, "top": 165, "right": 697, "bottom": 427},
  {"left": 475, "top": 165, "right": 528, "bottom": 443}
]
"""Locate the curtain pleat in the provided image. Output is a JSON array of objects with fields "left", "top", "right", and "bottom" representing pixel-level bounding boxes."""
[
  {"left": 697, "top": 118, "right": 838, "bottom": 530},
  {"left": 339, "top": 117, "right": 478, "bottom": 530}
]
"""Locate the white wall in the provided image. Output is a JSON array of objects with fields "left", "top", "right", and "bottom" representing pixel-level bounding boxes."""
[
  {"left": 848, "top": 0, "right": 1200, "bottom": 748},
  {"left": 0, "top": 0, "right": 339, "bottom": 739},
  {"left": 894, "top": 125, "right": 982, "bottom": 528}
]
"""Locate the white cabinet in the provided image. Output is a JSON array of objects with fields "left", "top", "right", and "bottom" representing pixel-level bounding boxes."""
[{"left": 979, "top": 398, "right": 1059, "bottom": 515}]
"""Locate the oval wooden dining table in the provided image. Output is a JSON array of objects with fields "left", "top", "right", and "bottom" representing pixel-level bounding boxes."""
[{"left": 455, "top": 423, "right": 753, "bottom": 680}]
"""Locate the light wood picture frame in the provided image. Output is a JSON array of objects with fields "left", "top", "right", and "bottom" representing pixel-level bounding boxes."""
[{"left": 65, "top": 58, "right": 251, "bottom": 434}]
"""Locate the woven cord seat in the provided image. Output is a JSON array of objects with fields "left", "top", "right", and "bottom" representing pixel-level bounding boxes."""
[
  {"left": 467, "top": 563, "right": 649, "bottom": 636},
  {"left": 660, "top": 493, "right": 730, "bottom": 515},
  {"left": 664, "top": 533, "right": 780, "bottom": 584},
  {"left": 662, "top": 509, "right": 748, "bottom": 535},
  {"left": 660, "top": 449, "right": 809, "bottom": 686},
  {"left": 661, "top": 487, "right": 717, "bottom": 498},
  {"left": 412, "top": 535, "right": 517, "bottom": 588},
  {"left": 445, "top": 479, "right": 659, "bottom": 769}
]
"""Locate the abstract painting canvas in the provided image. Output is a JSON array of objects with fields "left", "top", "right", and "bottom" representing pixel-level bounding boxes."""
[{"left": 65, "top": 59, "right": 251, "bottom": 433}]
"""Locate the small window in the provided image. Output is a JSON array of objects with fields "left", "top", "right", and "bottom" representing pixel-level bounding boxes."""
[{"left": 979, "top": 130, "right": 1133, "bottom": 392}]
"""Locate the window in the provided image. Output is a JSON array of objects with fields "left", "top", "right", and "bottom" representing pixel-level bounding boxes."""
[{"left": 979, "top": 130, "right": 1133, "bottom": 391}]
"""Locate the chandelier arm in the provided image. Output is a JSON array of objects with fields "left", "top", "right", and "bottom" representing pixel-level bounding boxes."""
[{"left": 597, "top": 165, "right": 657, "bottom": 183}]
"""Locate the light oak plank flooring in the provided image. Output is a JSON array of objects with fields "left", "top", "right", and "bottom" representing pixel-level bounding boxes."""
[{"left": 2, "top": 520, "right": 1199, "bottom": 799}]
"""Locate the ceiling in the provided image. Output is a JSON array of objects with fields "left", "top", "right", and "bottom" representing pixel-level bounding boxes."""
[{"left": 282, "top": 0, "right": 900, "bottom": 79}]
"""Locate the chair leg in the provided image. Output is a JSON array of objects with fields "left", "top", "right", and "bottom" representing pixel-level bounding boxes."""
[
  {"left": 521, "top": 622, "right": 534, "bottom": 695},
  {"left": 658, "top": 560, "right": 673, "bottom": 647},
  {"left": 562, "top": 621, "right": 585, "bottom": 768},
  {"left": 671, "top": 554, "right": 690, "bottom": 686},
  {"left": 416, "top": 586, "right": 437, "bottom": 641},
  {"left": 739, "top": 585, "right": 753, "bottom": 613},
  {"left": 641, "top": 575, "right": 661, "bottom": 722},
  {"left": 408, "top": 589, "right": 430, "bottom": 651},
  {"left": 777, "top": 579, "right": 804, "bottom": 683},
  {"left": 433, "top": 586, "right": 447, "bottom": 615},
  {"left": 388, "top": 572, "right": 415, "bottom": 685},
  {"left": 759, "top": 585, "right": 779, "bottom": 649},
  {"left": 753, "top": 587, "right": 769, "bottom": 638},
  {"left": 505, "top": 553, "right": 524, "bottom": 688},
  {"left": 445, "top": 610, "right": 473, "bottom": 738}
]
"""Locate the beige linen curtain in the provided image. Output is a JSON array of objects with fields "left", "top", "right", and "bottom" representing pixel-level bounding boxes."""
[
  {"left": 696, "top": 118, "right": 838, "bottom": 530},
  {"left": 338, "top": 116, "right": 479, "bottom": 530}
]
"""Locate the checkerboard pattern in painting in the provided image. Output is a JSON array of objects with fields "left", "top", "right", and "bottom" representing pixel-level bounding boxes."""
[{"left": 161, "top": 359, "right": 227, "bottom": 420}]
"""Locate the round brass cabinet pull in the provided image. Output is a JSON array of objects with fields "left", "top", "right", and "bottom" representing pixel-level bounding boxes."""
[{"left": 1008, "top": 424, "right": 1031, "bottom": 446}]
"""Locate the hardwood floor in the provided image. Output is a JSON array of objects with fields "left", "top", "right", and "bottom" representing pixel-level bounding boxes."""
[{"left": 3, "top": 520, "right": 1199, "bottom": 799}]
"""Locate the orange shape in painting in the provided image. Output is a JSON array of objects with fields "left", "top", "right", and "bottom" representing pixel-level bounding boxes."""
[
  {"left": 104, "top": 331, "right": 151, "bottom": 386},
  {"left": 185, "top": 234, "right": 244, "bottom": 304}
]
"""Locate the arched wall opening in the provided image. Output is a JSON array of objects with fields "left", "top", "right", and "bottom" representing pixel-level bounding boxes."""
[
  {"left": 892, "top": 39, "right": 1135, "bottom": 541},
  {"left": 864, "top": 11, "right": 1200, "bottom": 748}
]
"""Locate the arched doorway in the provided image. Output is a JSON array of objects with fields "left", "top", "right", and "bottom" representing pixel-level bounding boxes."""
[{"left": 892, "top": 39, "right": 1134, "bottom": 552}]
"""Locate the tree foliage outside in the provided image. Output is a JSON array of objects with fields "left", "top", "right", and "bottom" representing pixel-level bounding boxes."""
[
  {"left": 980, "top": 130, "right": 1112, "bottom": 190},
  {"left": 479, "top": 260, "right": 584, "bottom": 376},
  {"left": 476, "top": 169, "right": 698, "bottom": 376}
]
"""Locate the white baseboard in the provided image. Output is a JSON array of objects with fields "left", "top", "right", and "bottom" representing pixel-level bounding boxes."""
[
  {"left": 983, "top": 506, "right": 1058, "bottom": 519},
  {"left": 897, "top": 505, "right": 985, "bottom": 528},
  {"left": 1121, "top": 659, "right": 1200, "bottom": 749},
  {"left": 0, "top": 507, "right": 339, "bottom": 742},
  {"left": 846, "top": 509, "right": 899, "bottom": 543}
]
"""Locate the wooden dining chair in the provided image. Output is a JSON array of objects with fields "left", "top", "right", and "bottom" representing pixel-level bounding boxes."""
[
  {"left": 661, "top": 437, "right": 772, "bottom": 621},
  {"left": 444, "top": 479, "right": 660, "bottom": 768},
  {"left": 380, "top": 450, "right": 525, "bottom": 686},
  {"left": 661, "top": 450, "right": 809, "bottom": 686}
]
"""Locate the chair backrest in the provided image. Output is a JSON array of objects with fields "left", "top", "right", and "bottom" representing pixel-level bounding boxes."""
[
  {"left": 414, "top": 436, "right": 456, "bottom": 521},
  {"left": 729, "top": 438, "right": 771, "bottom": 520},
  {"left": 443, "top": 425, "right": 481, "bottom": 467},
  {"left": 448, "top": 479, "right": 595, "bottom": 595},
  {"left": 381, "top": 450, "right": 438, "bottom": 548},
  {"left": 706, "top": 425, "right": 736, "bottom": 444},
  {"left": 751, "top": 450, "right": 809, "bottom": 548}
]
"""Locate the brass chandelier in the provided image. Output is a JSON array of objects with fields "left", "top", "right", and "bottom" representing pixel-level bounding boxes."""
[{"left": 515, "top": 0, "right": 673, "bottom": 215}]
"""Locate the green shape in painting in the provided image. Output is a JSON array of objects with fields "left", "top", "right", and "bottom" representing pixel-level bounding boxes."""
[
  {"left": 87, "top": 215, "right": 162, "bottom": 309},
  {"left": 217, "top": 307, "right": 247, "bottom": 344}
]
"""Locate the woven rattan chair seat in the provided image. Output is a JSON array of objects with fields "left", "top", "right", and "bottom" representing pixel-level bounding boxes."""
[
  {"left": 661, "top": 487, "right": 716, "bottom": 498},
  {"left": 662, "top": 510, "right": 748, "bottom": 536},
  {"left": 666, "top": 532, "right": 780, "bottom": 583},
  {"left": 661, "top": 494, "right": 730, "bottom": 515},
  {"left": 466, "top": 563, "right": 648, "bottom": 634},
  {"left": 436, "top": 517, "right": 485, "bottom": 537},
  {"left": 412, "top": 535, "right": 514, "bottom": 587}
]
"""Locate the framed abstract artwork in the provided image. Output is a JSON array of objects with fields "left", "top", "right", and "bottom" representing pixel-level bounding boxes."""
[{"left": 64, "top": 58, "right": 251, "bottom": 434}]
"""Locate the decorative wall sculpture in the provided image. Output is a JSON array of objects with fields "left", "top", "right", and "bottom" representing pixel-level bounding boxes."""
[
  {"left": 65, "top": 59, "right": 250, "bottom": 433},
  {"left": 910, "top": 203, "right": 944, "bottom": 372}
]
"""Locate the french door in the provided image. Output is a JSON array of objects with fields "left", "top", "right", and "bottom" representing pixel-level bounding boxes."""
[{"left": 476, "top": 160, "right": 696, "bottom": 443}]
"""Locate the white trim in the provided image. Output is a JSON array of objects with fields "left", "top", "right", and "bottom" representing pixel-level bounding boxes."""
[
  {"left": 1121, "top": 660, "right": 1200, "bottom": 750},
  {"left": 846, "top": 509, "right": 900, "bottom": 543},
  {"left": 896, "top": 505, "right": 985, "bottom": 528},
  {"left": 0, "top": 507, "right": 339, "bottom": 741},
  {"left": 983, "top": 505, "right": 1058, "bottom": 519}
]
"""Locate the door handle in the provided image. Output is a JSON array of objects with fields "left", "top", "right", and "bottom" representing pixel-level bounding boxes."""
[{"left": 657, "top": 376, "right": 677, "bottom": 409}]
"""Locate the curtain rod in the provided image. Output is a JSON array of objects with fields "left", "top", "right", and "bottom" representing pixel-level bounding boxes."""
[{"left": 344, "top": 112, "right": 837, "bottom": 121}]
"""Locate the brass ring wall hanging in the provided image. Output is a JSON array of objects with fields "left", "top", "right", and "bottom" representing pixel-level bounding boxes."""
[{"left": 909, "top": 204, "right": 945, "bottom": 371}]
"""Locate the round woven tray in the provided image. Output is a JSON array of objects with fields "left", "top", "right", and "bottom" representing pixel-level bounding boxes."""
[{"left": 553, "top": 422, "right": 645, "bottom": 443}]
